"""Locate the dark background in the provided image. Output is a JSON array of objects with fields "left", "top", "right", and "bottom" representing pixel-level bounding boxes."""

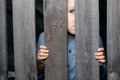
[{"left": 7, "top": 0, "right": 106, "bottom": 79}]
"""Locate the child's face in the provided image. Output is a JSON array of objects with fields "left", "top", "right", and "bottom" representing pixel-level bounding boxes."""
[{"left": 67, "top": 0, "right": 75, "bottom": 35}]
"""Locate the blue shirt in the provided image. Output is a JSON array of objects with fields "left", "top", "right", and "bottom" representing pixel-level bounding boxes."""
[{"left": 36, "top": 32, "right": 107, "bottom": 80}]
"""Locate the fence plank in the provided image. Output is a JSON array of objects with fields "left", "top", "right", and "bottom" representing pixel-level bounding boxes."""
[
  {"left": 12, "top": 0, "right": 37, "bottom": 80},
  {"left": 76, "top": 0, "right": 100, "bottom": 80},
  {"left": 107, "top": 0, "right": 120, "bottom": 79},
  {"left": 44, "top": 0, "right": 67, "bottom": 80},
  {"left": 0, "top": 0, "right": 7, "bottom": 80}
]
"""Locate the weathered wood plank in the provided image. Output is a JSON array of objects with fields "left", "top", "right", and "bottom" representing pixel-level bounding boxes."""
[
  {"left": 107, "top": 0, "right": 120, "bottom": 79},
  {"left": 0, "top": 0, "right": 7, "bottom": 80},
  {"left": 75, "top": 0, "right": 100, "bottom": 80},
  {"left": 44, "top": 0, "right": 68, "bottom": 80},
  {"left": 12, "top": 0, "right": 37, "bottom": 80}
]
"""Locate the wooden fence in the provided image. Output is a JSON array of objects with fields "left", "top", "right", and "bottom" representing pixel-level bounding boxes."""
[
  {"left": 0, "top": 0, "right": 7, "bottom": 80},
  {"left": 107, "top": 0, "right": 120, "bottom": 79},
  {"left": 0, "top": 0, "right": 120, "bottom": 80}
]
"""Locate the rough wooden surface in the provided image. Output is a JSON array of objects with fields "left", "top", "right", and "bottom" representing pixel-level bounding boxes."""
[
  {"left": 75, "top": 0, "right": 100, "bottom": 80},
  {"left": 44, "top": 0, "right": 68, "bottom": 80},
  {"left": 0, "top": 0, "right": 7, "bottom": 80},
  {"left": 12, "top": 0, "right": 37, "bottom": 80},
  {"left": 107, "top": 0, "right": 120, "bottom": 79}
]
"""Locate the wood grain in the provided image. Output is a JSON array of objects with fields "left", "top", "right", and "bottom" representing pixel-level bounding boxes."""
[
  {"left": 75, "top": 0, "right": 100, "bottom": 80},
  {"left": 12, "top": 0, "right": 37, "bottom": 80},
  {"left": 44, "top": 0, "right": 68, "bottom": 80},
  {"left": 107, "top": 0, "right": 120, "bottom": 79},
  {"left": 0, "top": 0, "right": 7, "bottom": 80}
]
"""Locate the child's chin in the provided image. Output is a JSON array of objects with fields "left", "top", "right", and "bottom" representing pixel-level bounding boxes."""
[
  {"left": 68, "top": 31, "right": 75, "bottom": 36},
  {"left": 71, "top": 32, "right": 75, "bottom": 36}
]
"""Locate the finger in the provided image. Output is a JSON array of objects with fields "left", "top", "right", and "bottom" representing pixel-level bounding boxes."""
[
  {"left": 95, "top": 56, "right": 105, "bottom": 60},
  {"left": 38, "top": 53, "right": 49, "bottom": 59},
  {"left": 98, "top": 59, "right": 106, "bottom": 63},
  {"left": 94, "top": 52, "right": 104, "bottom": 56},
  {"left": 39, "top": 45, "right": 47, "bottom": 49},
  {"left": 39, "top": 49, "right": 49, "bottom": 53},
  {"left": 38, "top": 57, "right": 48, "bottom": 61},
  {"left": 38, "top": 53, "right": 49, "bottom": 57},
  {"left": 98, "top": 48, "right": 104, "bottom": 52}
]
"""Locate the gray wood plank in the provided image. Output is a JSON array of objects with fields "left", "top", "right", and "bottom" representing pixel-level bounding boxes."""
[
  {"left": 44, "top": 0, "right": 68, "bottom": 80},
  {"left": 107, "top": 0, "right": 120, "bottom": 79},
  {"left": 0, "top": 0, "right": 7, "bottom": 80},
  {"left": 75, "top": 0, "right": 100, "bottom": 80},
  {"left": 12, "top": 0, "right": 37, "bottom": 80}
]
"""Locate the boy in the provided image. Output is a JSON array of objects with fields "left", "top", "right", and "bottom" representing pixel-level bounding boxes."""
[{"left": 36, "top": 0, "right": 107, "bottom": 80}]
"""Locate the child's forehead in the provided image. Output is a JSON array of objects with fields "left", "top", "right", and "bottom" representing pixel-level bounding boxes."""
[
  {"left": 68, "top": 0, "right": 75, "bottom": 4},
  {"left": 68, "top": 0, "right": 75, "bottom": 8}
]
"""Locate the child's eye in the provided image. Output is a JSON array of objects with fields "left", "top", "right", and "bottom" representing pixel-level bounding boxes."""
[{"left": 69, "top": 9, "right": 75, "bottom": 14}]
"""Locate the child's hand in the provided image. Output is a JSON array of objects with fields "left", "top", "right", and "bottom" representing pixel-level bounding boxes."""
[
  {"left": 94, "top": 48, "right": 106, "bottom": 66},
  {"left": 38, "top": 45, "right": 49, "bottom": 61}
]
